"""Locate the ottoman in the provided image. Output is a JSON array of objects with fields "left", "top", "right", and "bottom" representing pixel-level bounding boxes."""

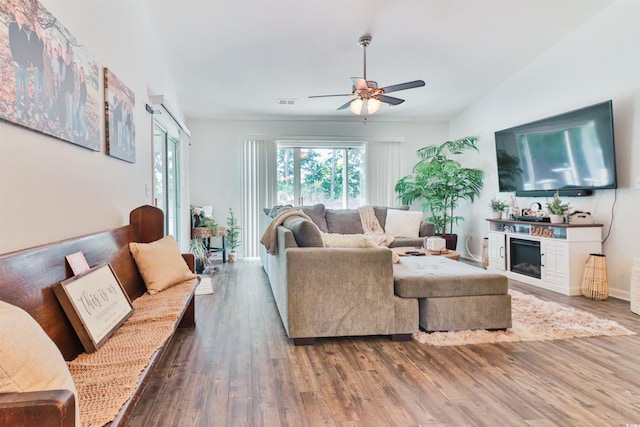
[{"left": 393, "top": 256, "right": 512, "bottom": 332}]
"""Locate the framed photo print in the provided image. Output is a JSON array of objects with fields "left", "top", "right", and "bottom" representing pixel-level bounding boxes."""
[
  {"left": 0, "top": 0, "right": 101, "bottom": 150},
  {"left": 54, "top": 263, "right": 134, "bottom": 352},
  {"left": 104, "top": 68, "right": 135, "bottom": 162}
]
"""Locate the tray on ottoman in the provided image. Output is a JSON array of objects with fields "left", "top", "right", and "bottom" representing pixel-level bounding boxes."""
[{"left": 393, "top": 257, "right": 512, "bottom": 332}]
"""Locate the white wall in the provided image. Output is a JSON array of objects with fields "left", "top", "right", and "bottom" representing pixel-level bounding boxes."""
[
  {"left": 0, "top": 0, "right": 187, "bottom": 253},
  {"left": 450, "top": 0, "right": 640, "bottom": 299},
  {"left": 187, "top": 119, "right": 449, "bottom": 256}
]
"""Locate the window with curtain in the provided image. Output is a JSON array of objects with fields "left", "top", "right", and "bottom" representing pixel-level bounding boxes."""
[
  {"left": 242, "top": 138, "right": 402, "bottom": 257},
  {"left": 277, "top": 143, "right": 365, "bottom": 209}
]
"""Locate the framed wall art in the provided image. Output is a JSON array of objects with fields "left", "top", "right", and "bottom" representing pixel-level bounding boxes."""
[
  {"left": 53, "top": 263, "right": 134, "bottom": 353},
  {"left": 104, "top": 67, "right": 135, "bottom": 162},
  {"left": 0, "top": 0, "right": 101, "bottom": 150}
]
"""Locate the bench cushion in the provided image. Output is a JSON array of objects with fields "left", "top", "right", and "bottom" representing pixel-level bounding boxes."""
[
  {"left": 393, "top": 256, "right": 508, "bottom": 298},
  {"left": 67, "top": 278, "right": 196, "bottom": 427},
  {"left": 0, "top": 300, "right": 80, "bottom": 427}
]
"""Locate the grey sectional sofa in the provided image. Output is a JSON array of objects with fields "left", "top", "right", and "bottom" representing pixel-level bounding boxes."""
[{"left": 259, "top": 204, "right": 434, "bottom": 344}]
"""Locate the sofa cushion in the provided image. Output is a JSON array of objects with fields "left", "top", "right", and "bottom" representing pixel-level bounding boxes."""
[
  {"left": 385, "top": 209, "right": 423, "bottom": 238},
  {"left": 129, "top": 235, "right": 197, "bottom": 294},
  {"left": 299, "top": 203, "right": 328, "bottom": 232},
  {"left": 283, "top": 216, "right": 324, "bottom": 247},
  {"left": 325, "top": 209, "right": 364, "bottom": 234},
  {"left": 0, "top": 300, "right": 80, "bottom": 426}
]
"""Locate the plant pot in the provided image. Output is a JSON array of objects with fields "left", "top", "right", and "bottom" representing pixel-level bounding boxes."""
[
  {"left": 438, "top": 234, "right": 458, "bottom": 251},
  {"left": 490, "top": 212, "right": 503, "bottom": 220},
  {"left": 195, "top": 259, "right": 205, "bottom": 274},
  {"left": 228, "top": 252, "right": 237, "bottom": 262},
  {"left": 549, "top": 214, "right": 564, "bottom": 224}
]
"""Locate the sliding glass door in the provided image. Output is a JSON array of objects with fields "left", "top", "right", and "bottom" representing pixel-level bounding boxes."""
[{"left": 153, "top": 122, "right": 181, "bottom": 239}]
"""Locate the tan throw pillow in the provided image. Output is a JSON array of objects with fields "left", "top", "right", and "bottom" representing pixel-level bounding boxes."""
[
  {"left": 0, "top": 300, "right": 80, "bottom": 427},
  {"left": 129, "top": 235, "right": 197, "bottom": 294},
  {"left": 385, "top": 209, "right": 423, "bottom": 238}
]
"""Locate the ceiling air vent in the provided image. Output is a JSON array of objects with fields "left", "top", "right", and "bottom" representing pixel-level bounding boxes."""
[{"left": 277, "top": 98, "right": 297, "bottom": 106}]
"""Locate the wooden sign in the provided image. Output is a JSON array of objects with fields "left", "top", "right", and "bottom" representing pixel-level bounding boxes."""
[
  {"left": 54, "top": 263, "right": 133, "bottom": 353},
  {"left": 530, "top": 225, "right": 556, "bottom": 239}
]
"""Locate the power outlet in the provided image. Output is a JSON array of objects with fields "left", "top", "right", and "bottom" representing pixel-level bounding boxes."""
[{"left": 636, "top": 176, "right": 640, "bottom": 190}]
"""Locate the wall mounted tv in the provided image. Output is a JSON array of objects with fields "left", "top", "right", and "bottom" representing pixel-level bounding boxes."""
[{"left": 494, "top": 100, "right": 617, "bottom": 197}]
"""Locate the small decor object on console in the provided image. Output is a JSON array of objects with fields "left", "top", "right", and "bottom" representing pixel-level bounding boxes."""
[
  {"left": 569, "top": 211, "right": 594, "bottom": 224},
  {"left": 489, "top": 197, "right": 508, "bottom": 219},
  {"left": 546, "top": 192, "right": 571, "bottom": 224}
]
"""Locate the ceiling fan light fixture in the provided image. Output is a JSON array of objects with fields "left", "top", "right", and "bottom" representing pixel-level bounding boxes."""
[
  {"left": 349, "top": 97, "right": 381, "bottom": 115},
  {"left": 367, "top": 98, "right": 381, "bottom": 114},
  {"left": 349, "top": 98, "right": 364, "bottom": 115}
]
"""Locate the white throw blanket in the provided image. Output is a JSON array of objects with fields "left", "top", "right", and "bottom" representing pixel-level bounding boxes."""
[
  {"left": 356, "top": 205, "right": 398, "bottom": 262},
  {"left": 358, "top": 205, "right": 395, "bottom": 247}
]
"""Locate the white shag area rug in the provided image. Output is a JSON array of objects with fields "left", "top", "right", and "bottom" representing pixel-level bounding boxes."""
[
  {"left": 414, "top": 290, "right": 635, "bottom": 347},
  {"left": 195, "top": 277, "right": 214, "bottom": 295}
]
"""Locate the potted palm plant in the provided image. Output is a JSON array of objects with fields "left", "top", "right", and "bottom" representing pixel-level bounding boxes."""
[
  {"left": 395, "top": 136, "right": 484, "bottom": 250},
  {"left": 546, "top": 192, "right": 571, "bottom": 224},
  {"left": 226, "top": 208, "right": 241, "bottom": 262}
]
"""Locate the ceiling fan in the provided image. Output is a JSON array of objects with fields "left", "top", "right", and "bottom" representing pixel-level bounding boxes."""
[{"left": 309, "top": 35, "right": 425, "bottom": 115}]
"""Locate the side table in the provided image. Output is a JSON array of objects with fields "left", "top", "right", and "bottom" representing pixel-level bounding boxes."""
[{"left": 192, "top": 227, "right": 227, "bottom": 263}]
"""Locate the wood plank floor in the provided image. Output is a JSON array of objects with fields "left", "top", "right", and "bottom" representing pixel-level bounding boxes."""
[{"left": 127, "top": 259, "right": 640, "bottom": 426}]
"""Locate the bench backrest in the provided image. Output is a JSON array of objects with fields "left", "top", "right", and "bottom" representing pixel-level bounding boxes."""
[{"left": 0, "top": 205, "right": 164, "bottom": 360}]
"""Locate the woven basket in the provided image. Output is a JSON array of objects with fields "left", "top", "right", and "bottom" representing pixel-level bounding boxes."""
[
  {"left": 191, "top": 227, "right": 215, "bottom": 239},
  {"left": 581, "top": 253, "right": 608, "bottom": 300}
]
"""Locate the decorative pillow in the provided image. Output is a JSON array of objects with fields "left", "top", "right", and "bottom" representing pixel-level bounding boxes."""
[
  {"left": 321, "top": 233, "right": 377, "bottom": 248},
  {"left": 0, "top": 300, "right": 80, "bottom": 426},
  {"left": 299, "top": 204, "right": 328, "bottom": 232},
  {"left": 129, "top": 235, "right": 197, "bottom": 294},
  {"left": 325, "top": 209, "right": 364, "bottom": 234},
  {"left": 283, "top": 216, "right": 324, "bottom": 247},
  {"left": 374, "top": 206, "right": 409, "bottom": 230},
  {"left": 384, "top": 209, "right": 423, "bottom": 238}
]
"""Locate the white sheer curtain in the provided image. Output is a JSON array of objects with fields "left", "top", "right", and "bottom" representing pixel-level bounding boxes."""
[
  {"left": 365, "top": 140, "right": 403, "bottom": 207},
  {"left": 242, "top": 139, "right": 277, "bottom": 258}
]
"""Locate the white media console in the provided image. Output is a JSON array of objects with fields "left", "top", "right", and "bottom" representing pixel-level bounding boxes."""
[{"left": 487, "top": 219, "right": 603, "bottom": 296}]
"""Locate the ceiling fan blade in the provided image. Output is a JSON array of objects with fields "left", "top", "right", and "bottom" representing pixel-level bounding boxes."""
[
  {"left": 309, "top": 93, "right": 354, "bottom": 98},
  {"left": 379, "top": 80, "right": 425, "bottom": 94},
  {"left": 376, "top": 94, "right": 405, "bottom": 106},
  {"left": 337, "top": 99, "right": 354, "bottom": 111},
  {"left": 351, "top": 77, "right": 368, "bottom": 91}
]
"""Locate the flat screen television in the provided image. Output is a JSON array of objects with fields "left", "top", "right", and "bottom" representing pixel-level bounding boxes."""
[{"left": 494, "top": 100, "right": 617, "bottom": 197}]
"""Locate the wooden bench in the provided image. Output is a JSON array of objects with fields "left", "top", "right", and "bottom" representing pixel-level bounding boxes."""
[{"left": 0, "top": 205, "right": 196, "bottom": 427}]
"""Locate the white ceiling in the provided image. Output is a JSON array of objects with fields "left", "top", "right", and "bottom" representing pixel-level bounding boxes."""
[{"left": 142, "top": 0, "right": 613, "bottom": 122}]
